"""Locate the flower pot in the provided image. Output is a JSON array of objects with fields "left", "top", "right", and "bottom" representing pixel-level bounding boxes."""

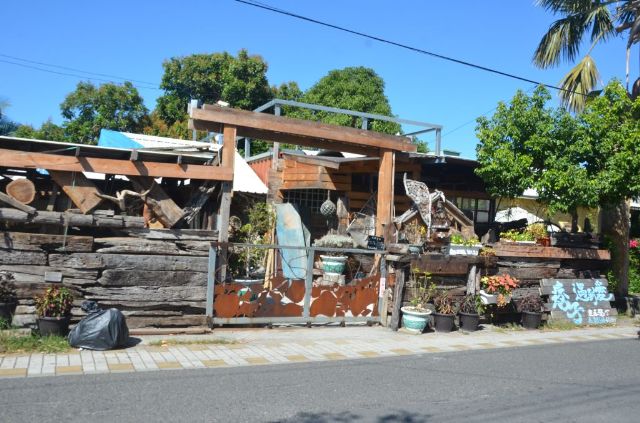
[
  {"left": 408, "top": 245, "right": 422, "bottom": 255},
  {"left": 433, "top": 313, "right": 455, "bottom": 332},
  {"left": 0, "top": 301, "right": 17, "bottom": 324},
  {"left": 459, "top": 312, "right": 480, "bottom": 332},
  {"left": 37, "top": 316, "right": 71, "bottom": 337},
  {"left": 521, "top": 311, "right": 542, "bottom": 330},
  {"left": 401, "top": 306, "right": 432, "bottom": 333},
  {"left": 446, "top": 244, "right": 482, "bottom": 256},
  {"left": 536, "top": 237, "right": 551, "bottom": 247},
  {"left": 319, "top": 255, "right": 348, "bottom": 275},
  {"left": 479, "top": 290, "right": 512, "bottom": 305}
]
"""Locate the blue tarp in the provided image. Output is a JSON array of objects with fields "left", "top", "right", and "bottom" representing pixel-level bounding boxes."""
[{"left": 97, "top": 129, "right": 143, "bottom": 149}]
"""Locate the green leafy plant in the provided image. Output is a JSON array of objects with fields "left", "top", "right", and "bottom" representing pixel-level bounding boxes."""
[
  {"left": 229, "top": 202, "right": 275, "bottom": 277},
  {"left": 0, "top": 271, "right": 17, "bottom": 303},
  {"left": 449, "top": 233, "right": 480, "bottom": 246},
  {"left": 526, "top": 223, "right": 548, "bottom": 240},
  {"left": 629, "top": 238, "right": 640, "bottom": 294},
  {"left": 407, "top": 269, "right": 437, "bottom": 311},
  {"left": 500, "top": 229, "right": 535, "bottom": 242},
  {"left": 459, "top": 294, "right": 485, "bottom": 315},
  {"left": 434, "top": 290, "right": 457, "bottom": 315},
  {"left": 35, "top": 286, "right": 73, "bottom": 318},
  {"left": 479, "top": 247, "right": 496, "bottom": 257},
  {"left": 0, "top": 333, "right": 71, "bottom": 354},
  {"left": 517, "top": 293, "right": 544, "bottom": 313}
]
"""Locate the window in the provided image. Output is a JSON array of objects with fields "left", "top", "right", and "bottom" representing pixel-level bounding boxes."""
[
  {"left": 283, "top": 189, "right": 330, "bottom": 213},
  {"left": 452, "top": 197, "right": 494, "bottom": 225}
]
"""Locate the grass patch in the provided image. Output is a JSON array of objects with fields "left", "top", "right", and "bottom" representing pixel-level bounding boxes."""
[
  {"left": 148, "top": 338, "right": 236, "bottom": 347},
  {"left": 0, "top": 333, "right": 72, "bottom": 354},
  {"left": 492, "top": 323, "right": 524, "bottom": 333}
]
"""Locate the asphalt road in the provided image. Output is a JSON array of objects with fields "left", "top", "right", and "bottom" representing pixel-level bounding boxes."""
[{"left": 2, "top": 339, "right": 639, "bottom": 422}]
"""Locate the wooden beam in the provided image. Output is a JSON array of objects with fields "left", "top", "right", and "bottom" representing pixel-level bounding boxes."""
[
  {"left": 0, "top": 207, "right": 145, "bottom": 228},
  {"left": 494, "top": 243, "right": 611, "bottom": 260},
  {"left": 0, "top": 191, "right": 36, "bottom": 214},
  {"left": 49, "top": 170, "right": 103, "bottom": 214},
  {"left": 284, "top": 154, "right": 341, "bottom": 169},
  {"left": 222, "top": 125, "right": 236, "bottom": 173},
  {"left": 191, "top": 105, "right": 416, "bottom": 152},
  {"left": 0, "top": 148, "right": 233, "bottom": 181},
  {"left": 376, "top": 149, "right": 395, "bottom": 236},
  {"left": 222, "top": 126, "right": 374, "bottom": 156}
]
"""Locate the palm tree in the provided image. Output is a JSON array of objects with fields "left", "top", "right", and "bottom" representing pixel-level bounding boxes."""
[{"left": 533, "top": 0, "right": 640, "bottom": 111}]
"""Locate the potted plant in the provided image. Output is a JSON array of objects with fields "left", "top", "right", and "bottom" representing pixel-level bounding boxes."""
[
  {"left": 433, "top": 290, "right": 458, "bottom": 332},
  {"left": 479, "top": 274, "right": 519, "bottom": 307},
  {"left": 313, "top": 234, "right": 355, "bottom": 275},
  {"left": 0, "top": 271, "right": 17, "bottom": 326},
  {"left": 447, "top": 233, "right": 482, "bottom": 256},
  {"left": 527, "top": 223, "right": 550, "bottom": 246},
  {"left": 458, "top": 293, "right": 485, "bottom": 332},
  {"left": 499, "top": 229, "right": 535, "bottom": 244},
  {"left": 35, "top": 286, "right": 74, "bottom": 336},
  {"left": 401, "top": 270, "right": 436, "bottom": 333},
  {"left": 517, "top": 293, "right": 545, "bottom": 329}
]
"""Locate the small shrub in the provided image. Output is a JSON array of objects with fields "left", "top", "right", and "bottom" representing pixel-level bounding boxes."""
[
  {"left": 434, "top": 290, "right": 457, "bottom": 315},
  {"left": 517, "top": 293, "right": 544, "bottom": 313},
  {"left": 35, "top": 286, "right": 73, "bottom": 318},
  {"left": 449, "top": 233, "right": 480, "bottom": 246},
  {"left": 459, "top": 294, "right": 485, "bottom": 315},
  {"left": 313, "top": 234, "right": 355, "bottom": 249},
  {"left": 0, "top": 271, "right": 17, "bottom": 303}
]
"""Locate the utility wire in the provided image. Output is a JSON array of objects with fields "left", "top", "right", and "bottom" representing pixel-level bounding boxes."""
[
  {"left": 0, "top": 58, "right": 161, "bottom": 91},
  {"left": 233, "top": 0, "right": 583, "bottom": 97},
  {"left": 0, "top": 53, "right": 159, "bottom": 87}
]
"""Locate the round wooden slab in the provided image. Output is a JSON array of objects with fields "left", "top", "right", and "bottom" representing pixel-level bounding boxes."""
[{"left": 6, "top": 179, "right": 36, "bottom": 204}]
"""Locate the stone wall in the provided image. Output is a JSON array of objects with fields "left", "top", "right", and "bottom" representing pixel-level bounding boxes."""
[{"left": 1, "top": 230, "right": 216, "bottom": 329}]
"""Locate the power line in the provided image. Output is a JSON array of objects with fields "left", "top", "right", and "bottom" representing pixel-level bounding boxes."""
[
  {"left": 233, "top": 0, "right": 583, "bottom": 97},
  {"left": 0, "top": 57, "right": 161, "bottom": 91}
]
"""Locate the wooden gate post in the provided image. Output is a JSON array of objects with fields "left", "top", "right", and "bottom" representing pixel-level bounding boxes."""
[{"left": 217, "top": 124, "right": 236, "bottom": 282}]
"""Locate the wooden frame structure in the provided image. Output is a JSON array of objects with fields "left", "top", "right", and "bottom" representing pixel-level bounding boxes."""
[{"left": 189, "top": 104, "right": 418, "bottom": 239}]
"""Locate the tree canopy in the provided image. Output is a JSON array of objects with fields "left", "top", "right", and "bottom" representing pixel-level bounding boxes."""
[
  {"left": 289, "top": 67, "right": 401, "bottom": 135},
  {"left": 476, "top": 80, "right": 640, "bottom": 220},
  {"left": 156, "top": 49, "right": 272, "bottom": 126},
  {"left": 60, "top": 81, "right": 149, "bottom": 144}
]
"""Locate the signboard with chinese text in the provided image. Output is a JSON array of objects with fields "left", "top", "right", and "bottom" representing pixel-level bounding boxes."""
[{"left": 540, "top": 279, "right": 616, "bottom": 325}]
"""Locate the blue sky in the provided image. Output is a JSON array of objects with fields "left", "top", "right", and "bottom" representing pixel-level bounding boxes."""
[{"left": 0, "top": 0, "right": 627, "bottom": 158}]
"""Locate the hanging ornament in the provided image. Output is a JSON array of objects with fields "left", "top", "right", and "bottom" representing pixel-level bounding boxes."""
[{"left": 320, "top": 190, "right": 337, "bottom": 217}]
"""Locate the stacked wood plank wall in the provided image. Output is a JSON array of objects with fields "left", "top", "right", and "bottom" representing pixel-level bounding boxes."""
[{"left": 1, "top": 231, "right": 216, "bottom": 329}]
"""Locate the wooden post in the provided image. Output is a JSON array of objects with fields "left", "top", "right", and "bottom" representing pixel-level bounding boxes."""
[
  {"left": 389, "top": 267, "right": 405, "bottom": 331},
  {"left": 376, "top": 149, "right": 395, "bottom": 237},
  {"left": 217, "top": 124, "right": 236, "bottom": 282}
]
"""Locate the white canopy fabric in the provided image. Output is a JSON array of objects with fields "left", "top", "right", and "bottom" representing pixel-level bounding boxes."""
[
  {"left": 232, "top": 150, "right": 268, "bottom": 194},
  {"left": 494, "top": 206, "right": 544, "bottom": 224}
]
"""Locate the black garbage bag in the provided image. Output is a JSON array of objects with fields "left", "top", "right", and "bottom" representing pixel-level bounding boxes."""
[{"left": 68, "top": 301, "right": 129, "bottom": 350}]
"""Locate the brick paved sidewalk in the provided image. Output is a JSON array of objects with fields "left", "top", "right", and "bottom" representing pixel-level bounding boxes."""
[{"left": 1, "top": 324, "right": 637, "bottom": 379}]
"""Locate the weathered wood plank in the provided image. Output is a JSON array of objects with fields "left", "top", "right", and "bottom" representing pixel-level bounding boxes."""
[
  {"left": 49, "top": 253, "right": 209, "bottom": 272},
  {"left": 49, "top": 170, "right": 103, "bottom": 213},
  {"left": 0, "top": 231, "right": 93, "bottom": 252},
  {"left": 540, "top": 278, "right": 609, "bottom": 286},
  {"left": 83, "top": 286, "right": 207, "bottom": 302},
  {"left": 93, "top": 237, "right": 209, "bottom": 256},
  {"left": 496, "top": 266, "right": 559, "bottom": 279},
  {"left": 122, "top": 228, "right": 218, "bottom": 240},
  {"left": 0, "top": 264, "right": 98, "bottom": 282},
  {"left": 126, "top": 315, "right": 207, "bottom": 328},
  {"left": 130, "top": 176, "right": 185, "bottom": 228},
  {"left": 494, "top": 243, "right": 610, "bottom": 260},
  {"left": 389, "top": 268, "right": 405, "bottom": 331},
  {"left": 0, "top": 148, "right": 233, "bottom": 181},
  {"left": 99, "top": 270, "right": 206, "bottom": 287},
  {"left": 0, "top": 250, "right": 47, "bottom": 265},
  {"left": 411, "top": 255, "right": 478, "bottom": 275}
]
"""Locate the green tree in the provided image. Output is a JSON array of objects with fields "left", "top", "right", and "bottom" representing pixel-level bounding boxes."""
[
  {"left": 290, "top": 67, "right": 401, "bottom": 135},
  {"left": 60, "top": 81, "right": 149, "bottom": 144},
  {"left": 156, "top": 49, "right": 272, "bottom": 126},
  {"left": 14, "top": 119, "right": 67, "bottom": 142},
  {"left": 533, "top": 0, "right": 640, "bottom": 111},
  {"left": 0, "top": 100, "right": 18, "bottom": 136},
  {"left": 476, "top": 81, "right": 640, "bottom": 295}
]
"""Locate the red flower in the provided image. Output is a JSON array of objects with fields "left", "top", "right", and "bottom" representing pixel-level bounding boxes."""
[{"left": 630, "top": 239, "right": 639, "bottom": 249}]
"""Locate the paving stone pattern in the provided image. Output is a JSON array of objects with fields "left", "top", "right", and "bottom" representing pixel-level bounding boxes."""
[{"left": 0, "top": 325, "right": 636, "bottom": 379}]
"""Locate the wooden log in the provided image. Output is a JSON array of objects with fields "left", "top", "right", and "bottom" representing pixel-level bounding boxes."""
[
  {"left": 411, "top": 255, "right": 476, "bottom": 276},
  {"left": 130, "top": 177, "right": 185, "bottom": 228},
  {"left": 496, "top": 266, "right": 559, "bottom": 279},
  {"left": 49, "top": 170, "right": 103, "bottom": 213},
  {"left": 0, "top": 191, "right": 36, "bottom": 214},
  {"left": 5, "top": 178, "right": 36, "bottom": 204},
  {"left": 94, "top": 237, "right": 209, "bottom": 256},
  {"left": 0, "top": 207, "right": 145, "bottom": 228},
  {"left": 49, "top": 253, "right": 209, "bottom": 272},
  {"left": 99, "top": 270, "right": 206, "bottom": 287},
  {"left": 0, "top": 232, "right": 93, "bottom": 252}
]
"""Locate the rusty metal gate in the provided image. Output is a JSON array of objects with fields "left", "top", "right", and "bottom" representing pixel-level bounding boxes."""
[{"left": 206, "top": 243, "right": 385, "bottom": 326}]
